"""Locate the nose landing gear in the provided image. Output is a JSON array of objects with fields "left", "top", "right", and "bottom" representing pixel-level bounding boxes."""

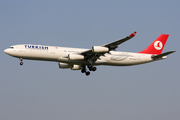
[{"left": 20, "top": 58, "right": 23, "bottom": 65}]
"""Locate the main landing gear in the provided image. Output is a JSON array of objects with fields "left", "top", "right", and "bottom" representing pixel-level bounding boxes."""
[
  {"left": 81, "top": 64, "right": 97, "bottom": 76},
  {"left": 20, "top": 58, "right": 23, "bottom": 65}
]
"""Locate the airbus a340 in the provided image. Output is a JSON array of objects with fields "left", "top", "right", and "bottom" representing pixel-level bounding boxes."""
[{"left": 4, "top": 32, "right": 175, "bottom": 76}]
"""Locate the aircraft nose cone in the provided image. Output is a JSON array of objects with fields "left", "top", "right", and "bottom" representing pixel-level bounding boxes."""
[
  {"left": 4, "top": 48, "right": 15, "bottom": 56},
  {"left": 4, "top": 49, "right": 8, "bottom": 54}
]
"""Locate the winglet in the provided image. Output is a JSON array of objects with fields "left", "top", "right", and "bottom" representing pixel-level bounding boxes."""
[{"left": 129, "top": 31, "right": 137, "bottom": 37}]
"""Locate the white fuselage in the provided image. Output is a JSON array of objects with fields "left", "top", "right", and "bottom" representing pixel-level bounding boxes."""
[{"left": 4, "top": 44, "right": 161, "bottom": 66}]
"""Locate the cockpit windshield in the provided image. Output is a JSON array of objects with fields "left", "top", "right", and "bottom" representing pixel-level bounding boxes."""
[{"left": 8, "top": 47, "right": 14, "bottom": 49}]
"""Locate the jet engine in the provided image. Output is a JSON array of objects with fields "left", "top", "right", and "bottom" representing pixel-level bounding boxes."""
[
  {"left": 71, "top": 65, "right": 83, "bottom": 70},
  {"left": 92, "top": 46, "right": 109, "bottom": 53},
  {"left": 59, "top": 63, "right": 72, "bottom": 69},
  {"left": 59, "top": 63, "right": 82, "bottom": 70},
  {"left": 68, "top": 54, "right": 84, "bottom": 60}
]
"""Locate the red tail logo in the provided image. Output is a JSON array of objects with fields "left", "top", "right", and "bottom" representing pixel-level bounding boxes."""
[
  {"left": 139, "top": 34, "right": 169, "bottom": 55},
  {"left": 154, "top": 41, "right": 163, "bottom": 50}
]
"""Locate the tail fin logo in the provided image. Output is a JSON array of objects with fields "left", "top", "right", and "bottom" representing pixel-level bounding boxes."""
[{"left": 154, "top": 41, "right": 163, "bottom": 50}]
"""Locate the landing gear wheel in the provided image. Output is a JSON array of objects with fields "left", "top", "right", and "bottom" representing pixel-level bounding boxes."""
[
  {"left": 89, "top": 68, "right": 92, "bottom": 71},
  {"left": 88, "top": 64, "right": 93, "bottom": 71},
  {"left": 92, "top": 67, "right": 97, "bottom": 71},
  {"left": 86, "top": 71, "right": 90, "bottom": 76},
  {"left": 20, "top": 62, "right": 23, "bottom": 65},
  {"left": 81, "top": 69, "right": 86, "bottom": 73},
  {"left": 88, "top": 64, "right": 92, "bottom": 68},
  {"left": 19, "top": 58, "right": 23, "bottom": 66}
]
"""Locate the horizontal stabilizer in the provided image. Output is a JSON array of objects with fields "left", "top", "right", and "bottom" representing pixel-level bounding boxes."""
[{"left": 152, "top": 51, "right": 176, "bottom": 60}]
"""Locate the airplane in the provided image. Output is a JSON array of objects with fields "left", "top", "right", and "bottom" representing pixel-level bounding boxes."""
[{"left": 4, "top": 31, "right": 175, "bottom": 76}]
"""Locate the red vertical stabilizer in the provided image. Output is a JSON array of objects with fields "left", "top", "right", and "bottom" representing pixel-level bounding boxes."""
[{"left": 138, "top": 34, "right": 169, "bottom": 55}]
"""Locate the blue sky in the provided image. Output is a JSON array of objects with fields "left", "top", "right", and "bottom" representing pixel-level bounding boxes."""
[{"left": 1, "top": 1, "right": 180, "bottom": 120}]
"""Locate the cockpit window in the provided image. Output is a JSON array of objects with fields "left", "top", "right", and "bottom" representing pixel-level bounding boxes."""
[{"left": 9, "top": 47, "right": 14, "bottom": 49}]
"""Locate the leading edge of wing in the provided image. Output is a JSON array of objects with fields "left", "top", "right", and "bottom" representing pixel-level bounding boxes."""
[
  {"left": 81, "top": 31, "right": 137, "bottom": 55},
  {"left": 102, "top": 31, "right": 137, "bottom": 50}
]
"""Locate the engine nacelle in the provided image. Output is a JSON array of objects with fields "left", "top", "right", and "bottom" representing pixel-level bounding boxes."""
[
  {"left": 92, "top": 46, "right": 109, "bottom": 53},
  {"left": 59, "top": 63, "right": 72, "bottom": 69},
  {"left": 68, "top": 54, "right": 84, "bottom": 60},
  {"left": 71, "top": 65, "right": 83, "bottom": 70}
]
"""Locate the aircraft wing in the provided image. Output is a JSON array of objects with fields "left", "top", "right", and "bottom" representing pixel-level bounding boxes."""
[
  {"left": 102, "top": 31, "right": 137, "bottom": 50},
  {"left": 80, "top": 31, "right": 136, "bottom": 61}
]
